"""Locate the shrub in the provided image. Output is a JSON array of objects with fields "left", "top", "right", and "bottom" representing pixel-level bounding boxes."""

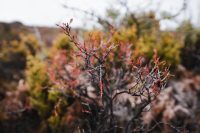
[
  {"left": 26, "top": 55, "right": 51, "bottom": 118},
  {"left": 136, "top": 32, "right": 182, "bottom": 68},
  {"left": 181, "top": 29, "right": 200, "bottom": 72},
  {"left": 0, "top": 34, "right": 39, "bottom": 90},
  {"left": 54, "top": 21, "right": 171, "bottom": 132},
  {"left": 26, "top": 53, "right": 76, "bottom": 133}
]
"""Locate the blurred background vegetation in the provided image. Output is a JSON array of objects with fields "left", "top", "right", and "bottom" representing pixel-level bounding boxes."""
[{"left": 0, "top": 0, "right": 200, "bottom": 132}]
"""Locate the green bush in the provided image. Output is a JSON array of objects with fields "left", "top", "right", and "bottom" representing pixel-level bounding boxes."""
[
  {"left": 0, "top": 34, "right": 39, "bottom": 90},
  {"left": 26, "top": 55, "right": 72, "bottom": 133},
  {"left": 26, "top": 55, "right": 51, "bottom": 118},
  {"left": 136, "top": 32, "right": 182, "bottom": 68},
  {"left": 181, "top": 29, "right": 200, "bottom": 71}
]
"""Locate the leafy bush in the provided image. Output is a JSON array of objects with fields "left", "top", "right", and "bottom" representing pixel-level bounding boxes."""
[
  {"left": 53, "top": 34, "right": 72, "bottom": 50},
  {"left": 26, "top": 53, "right": 75, "bottom": 133},
  {"left": 26, "top": 55, "right": 51, "bottom": 118},
  {"left": 136, "top": 32, "right": 182, "bottom": 68},
  {"left": 0, "top": 34, "right": 39, "bottom": 90},
  {"left": 181, "top": 29, "right": 200, "bottom": 72}
]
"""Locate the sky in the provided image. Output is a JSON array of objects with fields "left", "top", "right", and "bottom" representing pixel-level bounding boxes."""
[{"left": 0, "top": 0, "right": 199, "bottom": 29}]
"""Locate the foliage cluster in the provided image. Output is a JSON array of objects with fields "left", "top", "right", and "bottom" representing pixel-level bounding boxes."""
[
  {"left": 0, "top": 34, "right": 39, "bottom": 90},
  {"left": 180, "top": 26, "right": 200, "bottom": 71}
]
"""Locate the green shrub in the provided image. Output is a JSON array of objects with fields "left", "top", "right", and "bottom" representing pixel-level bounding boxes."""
[
  {"left": 0, "top": 34, "right": 39, "bottom": 90},
  {"left": 26, "top": 55, "right": 72, "bottom": 133},
  {"left": 181, "top": 29, "right": 200, "bottom": 71},
  {"left": 26, "top": 55, "right": 51, "bottom": 118},
  {"left": 136, "top": 32, "right": 182, "bottom": 68}
]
